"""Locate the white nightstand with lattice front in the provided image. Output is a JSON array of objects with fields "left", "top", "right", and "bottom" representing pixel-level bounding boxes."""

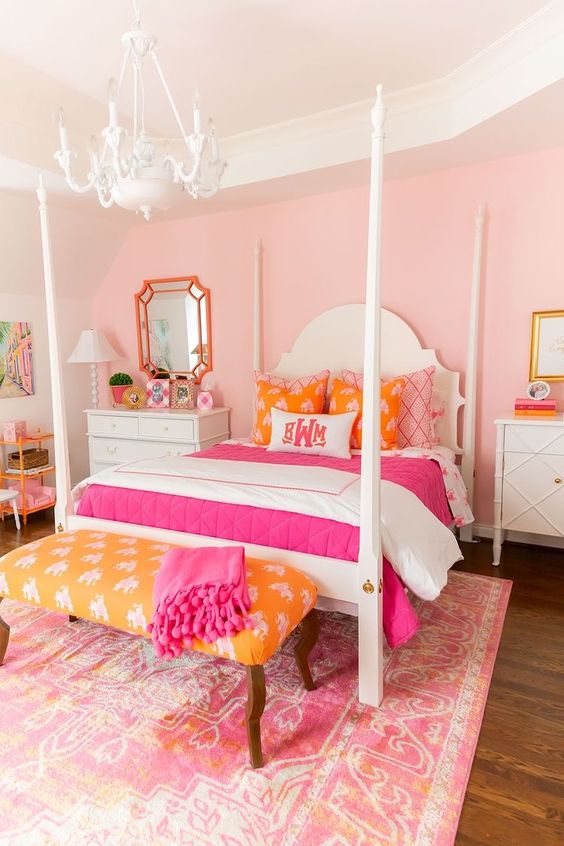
[{"left": 493, "top": 415, "right": 564, "bottom": 564}]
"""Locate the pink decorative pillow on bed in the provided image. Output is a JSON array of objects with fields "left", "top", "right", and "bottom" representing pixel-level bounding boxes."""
[
  {"left": 267, "top": 407, "right": 356, "bottom": 458},
  {"left": 342, "top": 366, "right": 435, "bottom": 449}
]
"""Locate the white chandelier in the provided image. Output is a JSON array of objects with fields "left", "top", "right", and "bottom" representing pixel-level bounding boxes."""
[{"left": 55, "top": 2, "right": 226, "bottom": 220}]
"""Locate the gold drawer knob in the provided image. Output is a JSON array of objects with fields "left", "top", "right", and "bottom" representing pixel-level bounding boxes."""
[{"left": 555, "top": 477, "right": 562, "bottom": 485}]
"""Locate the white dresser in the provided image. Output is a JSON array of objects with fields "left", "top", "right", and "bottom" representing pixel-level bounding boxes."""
[
  {"left": 493, "top": 415, "right": 564, "bottom": 564},
  {"left": 85, "top": 407, "right": 230, "bottom": 475}
]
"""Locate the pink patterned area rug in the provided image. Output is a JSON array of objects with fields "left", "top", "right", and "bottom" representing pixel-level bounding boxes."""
[{"left": 0, "top": 571, "right": 510, "bottom": 846}]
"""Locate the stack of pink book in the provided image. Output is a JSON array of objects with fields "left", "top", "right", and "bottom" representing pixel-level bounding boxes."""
[{"left": 514, "top": 398, "right": 557, "bottom": 416}]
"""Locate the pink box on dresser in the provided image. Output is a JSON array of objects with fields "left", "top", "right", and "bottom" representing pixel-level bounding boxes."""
[{"left": 3, "top": 421, "right": 27, "bottom": 442}]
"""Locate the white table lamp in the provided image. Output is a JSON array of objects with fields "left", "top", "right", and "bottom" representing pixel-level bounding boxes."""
[{"left": 67, "top": 329, "right": 119, "bottom": 408}]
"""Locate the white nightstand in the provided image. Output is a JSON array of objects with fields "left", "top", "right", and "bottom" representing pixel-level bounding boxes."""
[
  {"left": 85, "top": 406, "right": 230, "bottom": 475},
  {"left": 493, "top": 414, "right": 564, "bottom": 565}
]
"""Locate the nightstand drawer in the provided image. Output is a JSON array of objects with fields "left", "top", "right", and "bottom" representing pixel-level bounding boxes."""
[
  {"left": 139, "top": 417, "right": 195, "bottom": 442},
  {"left": 88, "top": 414, "right": 139, "bottom": 437},
  {"left": 504, "top": 425, "right": 564, "bottom": 456},
  {"left": 91, "top": 437, "right": 194, "bottom": 464}
]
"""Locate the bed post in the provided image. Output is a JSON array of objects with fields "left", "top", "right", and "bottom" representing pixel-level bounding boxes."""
[
  {"left": 37, "top": 177, "right": 72, "bottom": 533},
  {"left": 459, "top": 206, "right": 485, "bottom": 543},
  {"left": 253, "top": 238, "right": 263, "bottom": 372},
  {"left": 358, "top": 86, "right": 386, "bottom": 708}
]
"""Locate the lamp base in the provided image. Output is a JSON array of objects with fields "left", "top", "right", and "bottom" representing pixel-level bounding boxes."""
[{"left": 90, "top": 362, "right": 99, "bottom": 409}]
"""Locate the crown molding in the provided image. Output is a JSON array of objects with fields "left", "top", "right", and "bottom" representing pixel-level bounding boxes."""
[{"left": 219, "top": 0, "right": 564, "bottom": 187}]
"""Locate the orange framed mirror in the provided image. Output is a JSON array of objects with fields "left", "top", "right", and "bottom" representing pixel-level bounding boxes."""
[{"left": 135, "top": 275, "right": 212, "bottom": 383}]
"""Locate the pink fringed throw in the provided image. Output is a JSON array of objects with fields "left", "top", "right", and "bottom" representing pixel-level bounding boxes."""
[{"left": 147, "top": 546, "right": 252, "bottom": 659}]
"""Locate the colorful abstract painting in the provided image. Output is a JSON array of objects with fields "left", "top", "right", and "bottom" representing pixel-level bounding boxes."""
[{"left": 0, "top": 321, "right": 33, "bottom": 398}]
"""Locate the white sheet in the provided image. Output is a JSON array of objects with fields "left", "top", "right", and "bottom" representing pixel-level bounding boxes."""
[{"left": 73, "top": 453, "right": 463, "bottom": 601}]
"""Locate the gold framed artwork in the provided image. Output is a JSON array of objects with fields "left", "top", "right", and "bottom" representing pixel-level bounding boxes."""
[
  {"left": 121, "top": 385, "right": 146, "bottom": 409},
  {"left": 529, "top": 310, "right": 564, "bottom": 381}
]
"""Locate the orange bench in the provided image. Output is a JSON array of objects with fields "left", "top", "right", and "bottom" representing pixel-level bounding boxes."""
[{"left": 0, "top": 530, "right": 319, "bottom": 768}]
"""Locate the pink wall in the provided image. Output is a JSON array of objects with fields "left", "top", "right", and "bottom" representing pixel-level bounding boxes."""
[{"left": 93, "top": 144, "right": 564, "bottom": 524}]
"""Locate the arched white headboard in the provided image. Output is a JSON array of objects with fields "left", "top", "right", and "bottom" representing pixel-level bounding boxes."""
[{"left": 271, "top": 304, "right": 464, "bottom": 455}]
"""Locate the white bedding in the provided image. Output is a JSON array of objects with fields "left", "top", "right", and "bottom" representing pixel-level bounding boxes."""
[{"left": 73, "top": 452, "right": 464, "bottom": 601}]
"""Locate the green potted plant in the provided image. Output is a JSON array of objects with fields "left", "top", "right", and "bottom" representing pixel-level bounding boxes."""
[{"left": 109, "top": 372, "right": 133, "bottom": 405}]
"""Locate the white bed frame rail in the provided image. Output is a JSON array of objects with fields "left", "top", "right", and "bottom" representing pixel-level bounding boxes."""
[{"left": 38, "top": 87, "right": 484, "bottom": 709}]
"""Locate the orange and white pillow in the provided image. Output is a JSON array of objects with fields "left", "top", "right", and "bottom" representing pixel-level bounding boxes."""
[
  {"left": 328, "top": 376, "right": 405, "bottom": 450},
  {"left": 268, "top": 407, "right": 356, "bottom": 458},
  {"left": 251, "top": 370, "right": 330, "bottom": 446},
  {"left": 342, "top": 366, "right": 435, "bottom": 449}
]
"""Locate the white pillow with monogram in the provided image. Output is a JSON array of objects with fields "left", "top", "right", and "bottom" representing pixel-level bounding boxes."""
[{"left": 267, "top": 407, "right": 356, "bottom": 458}]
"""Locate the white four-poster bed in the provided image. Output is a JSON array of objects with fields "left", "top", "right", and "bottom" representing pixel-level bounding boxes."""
[{"left": 36, "top": 88, "right": 484, "bottom": 708}]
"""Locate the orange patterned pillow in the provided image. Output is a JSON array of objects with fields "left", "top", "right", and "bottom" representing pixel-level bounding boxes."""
[
  {"left": 251, "top": 371, "right": 329, "bottom": 445},
  {"left": 328, "top": 376, "right": 405, "bottom": 449}
]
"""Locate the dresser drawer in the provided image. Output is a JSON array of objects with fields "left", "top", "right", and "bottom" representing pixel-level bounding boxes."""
[
  {"left": 504, "top": 424, "right": 564, "bottom": 456},
  {"left": 502, "top": 451, "right": 564, "bottom": 535},
  {"left": 88, "top": 414, "right": 139, "bottom": 437},
  {"left": 91, "top": 437, "right": 194, "bottom": 465},
  {"left": 139, "top": 417, "right": 195, "bottom": 442}
]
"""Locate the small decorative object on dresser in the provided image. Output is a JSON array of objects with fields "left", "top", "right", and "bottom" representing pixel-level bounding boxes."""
[
  {"left": 109, "top": 372, "right": 133, "bottom": 406},
  {"left": 526, "top": 380, "right": 551, "bottom": 401},
  {"left": 493, "top": 415, "right": 564, "bottom": 565},
  {"left": 146, "top": 379, "right": 170, "bottom": 408},
  {"left": 121, "top": 385, "right": 146, "bottom": 410},
  {"left": 85, "top": 407, "right": 230, "bottom": 475},
  {"left": 170, "top": 377, "right": 195, "bottom": 410},
  {"left": 529, "top": 309, "right": 564, "bottom": 381},
  {"left": 197, "top": 390, "right": 214, "bottom": 410}
]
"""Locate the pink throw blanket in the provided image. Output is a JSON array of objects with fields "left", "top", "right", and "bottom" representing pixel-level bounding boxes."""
[{"left": 147, "top": 545, "right": 252, "bottom": 659}]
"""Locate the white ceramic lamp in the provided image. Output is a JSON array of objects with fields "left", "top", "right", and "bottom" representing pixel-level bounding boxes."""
[{"left": 67, "top": 329, "right": 119, "bottom": 408}]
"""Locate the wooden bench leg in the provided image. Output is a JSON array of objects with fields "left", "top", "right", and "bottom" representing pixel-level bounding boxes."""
[
  {"left": 0, "top": 598, "right": 10, "bottom": 666},
  {"left": 294, "top": 608, "right": 320, "bottom": 691},
  {"left": 246, "top": 665, "right": 266, "bottom": 769}
]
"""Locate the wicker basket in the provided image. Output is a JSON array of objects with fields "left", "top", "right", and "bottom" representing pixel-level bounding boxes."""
[{"left": 8, "top": 448, "right": 49, "bottom": 470}]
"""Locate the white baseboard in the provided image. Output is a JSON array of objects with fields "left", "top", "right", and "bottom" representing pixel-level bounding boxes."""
[{"left": 467, "top": 523, "right": 564, "bottom": 550}]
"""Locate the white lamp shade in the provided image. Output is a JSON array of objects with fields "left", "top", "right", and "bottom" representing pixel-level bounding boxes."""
[{"left": 67, "top": 329, "right": 119, "bottom": 363}]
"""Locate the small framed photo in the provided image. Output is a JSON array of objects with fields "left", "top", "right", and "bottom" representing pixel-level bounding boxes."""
[
  {"left": 170, "top": 378, "right": 195, "bottom": 409},
  {"left": 530, "top": 310, "right": 564, "bottom": 381},
  {"left": 146, "top": 379, "right": 170, "bottom": 408},
  {"left": 122, "top": 385, "right": 146, "bottom": 410},
  {"left": 526, "top": 380, "right": 551, "bottom": 401}
]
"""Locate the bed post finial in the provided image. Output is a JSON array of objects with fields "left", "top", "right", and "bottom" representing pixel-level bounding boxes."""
[
  {"left": 371, "top": 84, "right": 386, "bottom": 137},
  {"left": 253, "top": 237, "right": 263, "bottom": 373},
  {"left": 358, "top": 86, "right": 386, "bottom": 708},
  {"left": 459, "top": 204, "right": 486, "bottom": 543},
  {"left": 36, "top": 175, "right": 72, "bottom": 533}
]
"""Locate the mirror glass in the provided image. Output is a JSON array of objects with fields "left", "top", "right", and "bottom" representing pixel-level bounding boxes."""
[{"left": 135, "top": 276, "right": 212, "bottom": 382}]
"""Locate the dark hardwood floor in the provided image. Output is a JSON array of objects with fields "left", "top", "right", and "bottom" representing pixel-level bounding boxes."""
[
  {"left": 454, "top": 538, "right": 564, "bottom": 846},
  {"left": 1, "top": 513, "right": 562, "bottom": 845}
]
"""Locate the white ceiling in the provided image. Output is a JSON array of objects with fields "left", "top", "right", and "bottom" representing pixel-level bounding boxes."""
[
  {"left": 0, "top": 0, "right": 551, "bottom": 136},
  {"left": 1, "top": 0, "right": 564, "bottom": 216}
]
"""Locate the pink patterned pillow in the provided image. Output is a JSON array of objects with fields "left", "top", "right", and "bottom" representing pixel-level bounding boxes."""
[{"left": 341, "top": 366, "right": 436, "bottom": 449}]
